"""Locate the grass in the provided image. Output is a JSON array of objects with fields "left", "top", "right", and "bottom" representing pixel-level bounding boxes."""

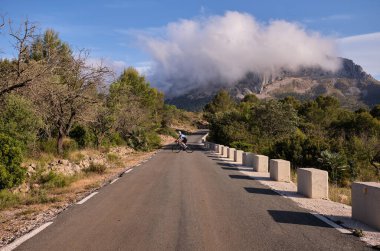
[
  {"left": 0, "top": 190, "right": 21, "bottom": 210},
  {"left": 84, "top": 162, "right": 107, "bottom": 174},
  {"left": 329, "top": 184, "right": 352, "bottom": 205},
  {"left": 0, "top": 189, "right": 58, "bottom": 210},
  {"left": 106, "top": 153, "right": 119, "bottom": 162}
]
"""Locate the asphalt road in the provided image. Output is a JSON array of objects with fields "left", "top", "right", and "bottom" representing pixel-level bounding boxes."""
[{"left": 14, "top": 132, "right": 369, "bottom": 251}]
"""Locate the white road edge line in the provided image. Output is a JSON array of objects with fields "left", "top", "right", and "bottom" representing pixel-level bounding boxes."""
[
  {"left": 110, "top": 178, "right": 119, "bottom": 184},
  {"left": 2, "top": 222, "right": 53, "bottom": 251},
  {"left": 310, "top": 213, "right": 352, "bottom": 234},
  {"left": 235, "top": 166, "right": 352, "bottom": 235},
  {"left": 76, "top": 192, "right": 98, "bottom": 205},
  {"left": 124, "top": 169, "right": 133, "bottom": 174}
]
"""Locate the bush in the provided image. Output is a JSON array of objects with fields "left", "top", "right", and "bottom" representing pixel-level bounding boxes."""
[
  {"left": 106, "top": 153, "right": 119, "bottom": 162},
  {"left": 0, "top": 189, "right": 21, "bottom": 210},
  {"left": 69, "top": 125, "right": 90, "bottom": 148},
  {"left": 84, "top": 162, "right": 107, "bottom": 174},
  {"left": 62, "top": 138, "right": 78, "bottom": 157},
  {"left": 38, "top": 138, "right": 57, "bottom": 154},
  {"left": 230, "top": 141, "right": 255, "bottom": 152},
  {"left": 40, "top": 171, "right": 73, "bottom": 188},
  {"left": 0, "top": 134, "right": 25, "bottom": 189},
  {"left": 0, "top": 94, "right": 42, "bottom": 152},
  {"left": 127, "top": 130, "right": 161, "bottom": 151},
  {"left": 157, "top": 127, "right": 177, "bottom": 138}
]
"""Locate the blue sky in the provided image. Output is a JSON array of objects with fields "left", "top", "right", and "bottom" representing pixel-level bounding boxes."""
[{"left": 1, "top": 0, "right": 379, "bottom": 80}]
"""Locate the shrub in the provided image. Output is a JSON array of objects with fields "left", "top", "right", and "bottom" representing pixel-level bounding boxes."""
[
  {"left": 106, "top": 153, "right": 119, "bottom": 162},
  {"left": 69, "top": 124, "right": 92, "bottom": 148},
  {"left": 0, "top": 189, "right": 21, "bottom": 210},
  {"left": 0, "top": 94, "right": 42, "bottom": 152},
  {"left": 0, "top": 134, "right": 25, "bottom": 189},
  {"left": 127, "top": 130, "right": 161, "bottom": 151},
  {"left": 38, "top": 138, "right": 57, "bottom": 155},
  {"left": 230, "top": 141, "right": 254, "bottom": 152},
  {"left": 40, "top": 171, "right": 73, "bottom": 188},
  {"left": 84, "top": 162, "right": 107, "bottom": 174}
]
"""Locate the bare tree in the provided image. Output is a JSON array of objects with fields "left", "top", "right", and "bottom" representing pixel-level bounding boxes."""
[
  {"left": 0, "top": 19, "right": 57, "bottom": 97},
  {"left": 32, "top": 51, "right": 111, "bottom": 154}
]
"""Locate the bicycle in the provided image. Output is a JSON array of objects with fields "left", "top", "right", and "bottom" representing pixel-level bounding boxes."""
[{"left": 172, "top": 140, "right": 193, "bottom": 153}]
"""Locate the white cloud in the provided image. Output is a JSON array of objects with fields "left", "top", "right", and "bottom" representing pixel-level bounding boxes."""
[
  {"left": 337, "top": 32, "right": 380, "bottom": 79},
  {"left": 139, "top": 11, "right": 341, "bottom": 96}
]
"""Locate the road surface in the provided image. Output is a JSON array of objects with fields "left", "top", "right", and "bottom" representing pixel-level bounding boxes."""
[{"left": 14, "top": 131, "right": 369, "bottom": 250}]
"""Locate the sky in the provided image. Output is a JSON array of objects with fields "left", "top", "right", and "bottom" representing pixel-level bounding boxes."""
[{"left": 1, "top": 0, "right": 379, "bottom": 93}]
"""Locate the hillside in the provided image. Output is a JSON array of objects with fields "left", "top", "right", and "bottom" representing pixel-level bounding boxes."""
[{"left": 166, "top": 58, "right": 380, "bottom": 111}]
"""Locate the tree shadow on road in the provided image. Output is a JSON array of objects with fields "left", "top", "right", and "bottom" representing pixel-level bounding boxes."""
[
  {"left": 244, "top": 187, "right": 280, "bottom": 196},
  {"left": 267, "top": 210, "right": 333, "bottom": 228},
  {"left": 230, "top": 175, "right": 255, "bottom": 180}
]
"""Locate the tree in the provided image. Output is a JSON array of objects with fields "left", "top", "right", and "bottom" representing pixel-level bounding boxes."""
[
  {"left": 108, "top": 68, "right": 163, "bottom": 143},
  {"left": 88, "top": 104, "right": 115, "bottom": 148},
  {"left": 0, "top": 94, "right": 42, "bottom": 151},
  {"left": 250, "top": 100, "right": 299, "bottom": 141},
  {"left": 0, "top": 133, "right": 24, "bottom": 189},
  {"left": 0, "top": 19, "right": 58, "bottom": 97},
  {"left": 204, "top": 90, "right": 236, "bottom": 114},
  {"left": 370, "top": 104, "right": 380, "bottom": 119}
]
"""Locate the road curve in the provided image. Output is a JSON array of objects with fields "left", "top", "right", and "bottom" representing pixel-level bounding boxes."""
[{"left": 14, "top": 132, "right": 369, "bottom": 251}]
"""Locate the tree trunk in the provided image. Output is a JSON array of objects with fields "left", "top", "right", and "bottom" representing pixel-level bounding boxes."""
[{"left": 57, "top": 130, "right": 64, "bottom": 155}]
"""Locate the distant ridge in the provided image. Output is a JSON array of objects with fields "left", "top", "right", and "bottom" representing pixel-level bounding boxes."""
[{"left": 166, "top": 58, "right": 380, "bottom": 111}]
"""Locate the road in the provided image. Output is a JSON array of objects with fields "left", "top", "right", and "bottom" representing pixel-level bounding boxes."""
[{"left": 13, "top": 132, "right": 369, "bottom": 250}]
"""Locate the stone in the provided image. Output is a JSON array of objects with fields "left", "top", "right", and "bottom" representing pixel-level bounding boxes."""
[
  {"left": 297, "top": 168, "right": 328, "bottom": 199},
  {"left": 352, "top": 182, "right": 380, "bottom": 230},
  {"left": 270, "top": 159, "right": 290, "bottom": 182},
  {"left": 253, "top": 155, "right": 269, "bottom": 172},
  {"left": 234, "top": 150, "right": 243, "bottom": 163}
]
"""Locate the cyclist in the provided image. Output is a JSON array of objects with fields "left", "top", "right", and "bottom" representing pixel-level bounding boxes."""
[{"left": 177, "top": 131, "right": 188, "bottom": 150}]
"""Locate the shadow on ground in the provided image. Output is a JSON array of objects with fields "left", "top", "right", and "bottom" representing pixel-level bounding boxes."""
[{"left": 267, "top": 210, "right": 333, "bottom": 228}]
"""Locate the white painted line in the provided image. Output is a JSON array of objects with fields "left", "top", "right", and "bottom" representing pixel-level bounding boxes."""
[
  {"left": 110, "top": 178, "right": 119, "bottom": 184},
  {"left": 2, "top": 222, "right": 53, "bottom": 251},
  {"left": 124, "top": 169, "right": 133, "bottom": 174},
  {"left": 76, "top": 192, "right": 98, "bottom": 205},
  {"left": 311, "top": 213, "right": 352, "bottom": 234}
]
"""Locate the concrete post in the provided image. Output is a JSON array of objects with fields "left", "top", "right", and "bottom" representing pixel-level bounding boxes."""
[
  {"left": 218, "top": 145, "right": 224, "bottom": 155},
  {"left": 269, "top": 159, "right": 290, "bottom": 182},
  {"left": 297, "top": 168, "right": 328, "bottom": 199},
  {"left": 227, "top": 148, "right": 236, "bottom": 160},
  {"left": 352, "top": 182, "right": 380, "bottom": 230},
  {"left": 234, "top": 150, "right": 243, "bottom": 163},
  {"left": 253, "top": 155, "right": 269, "bottom": 172},
  {"left": 242, "top": 152, "right": 254, "bottom": 167},
  {"left": 222, "top": 146, "right": 229, "bottom": 158}
]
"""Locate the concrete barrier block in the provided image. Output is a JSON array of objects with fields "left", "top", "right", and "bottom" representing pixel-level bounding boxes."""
[
  {"left": 253, "top": 155, "right": 269, "bottom": 172},
  {"left": 297, "top": 168, "right": 328, "bottom": 199},
  {"left": 242, "top": 152, "right": 254, "bottom": 167},
  {"left": 234, "top": 150, "right": 243, "bottom": 163},
  {"left": 352, "top": 182, "right": 380, "bottom": 230},
  {"left": 270, "top": 159, "right": 290, "bottom": 182},
  {"left": 222, "top": 146, "right": 229, "bottom": 158},
  {"left": 218, "top": 145, "right": 224, "bottom": 155},
  {"left": 227, "top": 148, "right": 236, "bottom": 160}
]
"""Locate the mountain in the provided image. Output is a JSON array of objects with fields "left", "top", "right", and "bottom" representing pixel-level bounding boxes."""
[{"left": 166, "top": 58, "right": 380, "bottom": 111}]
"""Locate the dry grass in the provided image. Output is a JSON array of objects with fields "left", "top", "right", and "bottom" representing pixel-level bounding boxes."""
[{"left": 329, "top": 184, "right": 352, "bottom": 205}]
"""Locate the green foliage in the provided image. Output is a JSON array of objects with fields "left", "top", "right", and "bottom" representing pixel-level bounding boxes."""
[
  {"left": 204, "top": 90, "right": 236, "bottom": 114},
  {"left": 127, "top": 130, "right": 161, "bottom": 151},
  {"left": 204, "top": 93, "right": 380, "bottom": 184},
  {"left": 0, "top": 94, "right": 42, "bottom": 151},
  {"left": 0, "top": 189, "right": 21, "bottom": 210},
  {"left": 370, "top": 104, "right": 380, "bottom": 119},
  {"left": 318, "top": 150, "right": 348, "bottom": 184},
  {"left": 37, "top": 171, "right": 74, "bottom": 188},
  {"left": 69, "top": 124, "right": 92, "bottom": 148},
  {"left": 0, "top": 133, "right": 25, "bottom": 189},
  {"left": 230, "top": 141, "right": 254, "bottom": 152}
]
